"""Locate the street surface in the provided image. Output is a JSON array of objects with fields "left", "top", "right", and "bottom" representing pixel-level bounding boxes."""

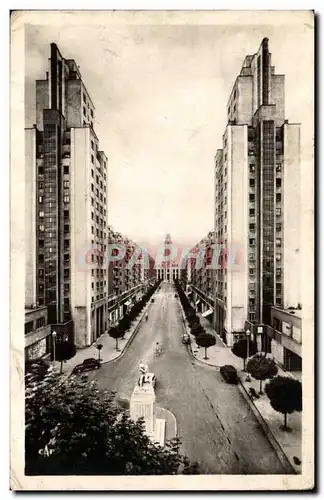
[{"left": 89, "top": 282, "right": 287, "bottom": 474}]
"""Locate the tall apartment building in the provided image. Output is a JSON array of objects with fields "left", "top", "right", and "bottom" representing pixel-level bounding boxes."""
[
  {"left": 214, "top": 38, "right": 301, "bottom": 349},
  {"left": 25, "top": 43, "right": 109, "bottom": 348}
]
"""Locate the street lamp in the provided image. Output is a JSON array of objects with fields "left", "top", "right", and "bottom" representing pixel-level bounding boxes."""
[
  {"left": 52, "top": 330, "right": 57, "bottom": 363},
  {"left": 246, "top": 329, "right": 251, "bottom": 381}
]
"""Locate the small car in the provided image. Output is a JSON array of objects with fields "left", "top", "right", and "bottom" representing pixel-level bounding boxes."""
[
  {"left": 72, "top": 358, "right": 101, "bottom": 374},
  {"left": 220, "top": 365, "right": 238, "bottom": 384},
  {"left": 181, "top": 333, "right": 190, "bottom": 345},
  {"left": 138, "top": 372, "right": 157, "bottom": 388}
]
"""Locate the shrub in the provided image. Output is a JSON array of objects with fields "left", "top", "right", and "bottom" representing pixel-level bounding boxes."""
[
  {"left": 196, "top": 333, "right": 216, "bottom": 359},
  {"left": 265, "top": 376, "right": 302, "bottom": 431}
]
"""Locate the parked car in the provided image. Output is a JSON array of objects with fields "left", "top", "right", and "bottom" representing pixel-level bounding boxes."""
[
  {"left": 151, "top": 298, "right": 155, "bottom": 303},
  {"left": 220, "top": 365, "right": 238, "bottom": 384},
  {"left": 72, "top": 358, "right": 101, "bottom": 375}
]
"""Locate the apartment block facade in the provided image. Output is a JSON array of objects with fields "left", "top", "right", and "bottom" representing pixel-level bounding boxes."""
[
  {"left": 25, "top": 43, "right": 109, "bottom": 348},
  {"left": 156, "top": 234, "right": 182, "bottom": 282},
  {"left": 107, "top": 226, "right": 156, "bottom": 326},
  {"left": 214, "top": 38, "right": 301, "bottom": 348}
]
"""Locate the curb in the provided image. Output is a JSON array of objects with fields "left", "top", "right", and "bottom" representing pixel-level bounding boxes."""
[
  {"left": 63, "top": 290, "right": 158, "bottom": 380},
  {"left": 237, "top": 378, "right": 297, "bottom": 474}
]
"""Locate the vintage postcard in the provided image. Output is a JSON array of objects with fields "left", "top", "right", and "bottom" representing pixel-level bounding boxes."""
[{"left": 10, "top": 9, "right": 314, "bottom": 490}]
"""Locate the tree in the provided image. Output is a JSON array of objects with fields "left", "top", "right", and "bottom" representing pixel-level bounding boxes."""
[
  {"left": 231, "top": 338, "right": 258, "bottom": 370},
  {"left": 108, "top": 326, "right": 124, "bottom": 351},
  {"left": 96, "top": 343, "right": 103, "bottom": 362},
  {"left": 25, "top": 370, "right": 199, "bottom": 475},
  {"left": 196, "top": 333, "right": 216, "bottom": 360},
  {"left": 265, "top": 376, "right": 302, "bottom": 431},
  {"left": 190, "top": 324, "right": 205, "bottom": 337},
  {"left": 55, "top": 341, "right": 76, "bottom": 374},
  {"left": 246, "top": 354, "right": 278, "bottom": 394}
]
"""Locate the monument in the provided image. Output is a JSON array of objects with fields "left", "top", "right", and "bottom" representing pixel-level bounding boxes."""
[{"left": 130, "top": 363, "right": 166, "bottom": 446}]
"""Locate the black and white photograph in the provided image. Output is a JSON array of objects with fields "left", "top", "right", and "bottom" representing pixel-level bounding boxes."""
[{"left": 10, "top": 9, "right": 314, "bottom": 490}]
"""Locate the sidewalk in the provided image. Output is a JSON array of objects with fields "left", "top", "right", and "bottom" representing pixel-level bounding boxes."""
[
  {"left": 180, "top": 306, "right": 302, "bottom": 474},
  {"left": 53, "top": 300, "right": 152, "bottom": 376}
]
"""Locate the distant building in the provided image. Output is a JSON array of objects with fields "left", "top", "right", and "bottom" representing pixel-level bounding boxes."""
[
  {"left": 156, "top": 234, "right": 181, "bottom": 282},
  {"left": 25, "top": 43, "right": 108, "bottom": 347}
]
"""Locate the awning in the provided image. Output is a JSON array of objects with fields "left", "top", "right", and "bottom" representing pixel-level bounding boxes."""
[
  {"left": 125, "top": 300, "right": 132, "bottom": 306},
  {"left": 196, "top": 300, "right": 201, "bottom": 305},
  {"left": 202, "top": 308, "right": 214, "bottom": 318}
]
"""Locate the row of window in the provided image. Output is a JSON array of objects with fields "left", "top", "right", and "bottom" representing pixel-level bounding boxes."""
[{"left": 24, "top": 316, "right": 46, "bottom": 334}]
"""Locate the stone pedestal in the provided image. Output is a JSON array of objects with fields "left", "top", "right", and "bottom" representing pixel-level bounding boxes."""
[{"left": 130, "top": 384, "right": 165, "bottom": 446}]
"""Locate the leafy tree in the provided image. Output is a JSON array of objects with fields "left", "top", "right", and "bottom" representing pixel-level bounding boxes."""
[
  {"left": 246, "top": 354, "right": 278, "bottom": 394},
  {"left": 25, "top": 370, "right": 198, "bottom": 475},
  {"left": 108, "top": 326, "right": 124, "bottom": 350},
  {"left": 190, "top": 324, "right": 205, "bottom": 337},
  {"left": 55, "top": 341, "right": 76, "bottom": 374},
  {"left": 96, "top": 343, "right": 103, "bottom": 362},
  {"left": 25, "top": 359, "right": 50, "bottom": 386},
  {"left": 196, "top": 333, "right": 216, "bottom": 359},
  {"left": 265, "top": 375, "right": 302, "bottom": 431},
  {"left": 231, "top": 338, "right": 258, "bottom": 370}
]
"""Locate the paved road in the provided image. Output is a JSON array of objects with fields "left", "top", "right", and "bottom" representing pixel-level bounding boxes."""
[{"left": 89, "top": 282, "right": 287, "bottom": 474}]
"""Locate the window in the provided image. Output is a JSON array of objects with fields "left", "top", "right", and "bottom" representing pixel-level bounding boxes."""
[
  {"left": 249, "top": 312, "right": 256, "bottom": 321},
  {"left": 39, "top": 181, "right": 44, "bottom": 189},
  {"left": 249, "top": 268, "right": 255, "bottom": 275},
  {"left": 91, "top": 212, "right": 94, "bottom": 220},
  {"left": 38, "top": 239, "right": 44, "bottom": 248},
  {"left": 91, "top": 109, "right": 94, "bottom": 118},
  {"left": 39, "top": 268, "right": 44, "bottom": 277},
  {"left": 64, "top": 195, "right": 70, "bottom": 203},
  {"left": 249, "top": 208, "right": 255, "bottom": 216},
  {"left": 25, "top": 321, "right": 34, "bottom": 334},
  {"left": 64, "top": 180, "right": 69, "bottom": 188},
  {"left": 64, "top": 269, "right": 70, "bottom": 278},
  {"left": 64, "top": 283, "right": 69, "bottom": 292},
  {"left": 64, "top": 298, "right": 70, "bottom": 309},
  {"left": 38, "top": 254, "right": 44, "bottom": 263},
  {"left": 38, "top": 167, "right": 44, "bottom": 175},
  {"left": 91, "top": 226, "right": 94, "bottom": 234},
  {"left": 96, "top": 175, "right": 99, "bottom": 184},
  {"left": 91, "top": 197, "right": 94, "bottom": 206},
  {"left": 64, "top": 224, "right": 69, "bottom": 232},
  {"left": 83, "top": 93, "right": 86, "bottom": 103},
  {"left": 36, "top": 317, "right": 45, "bottom": 329},
  {"left": 39, "top": 225, "right": 44, "bottom": 232},
  {"left": 91, "top": 140, "right": 94, "bottom": 150},
  {"left": 276, "top": 163, "right": 282, "bottom": 172},
  {"left": 249, "top": 238, "right": 256, "bottom": 246},
  {"left": 249, "top": 178, "right": 255, "bottom": 187},
  {"left": 249, "top": 223, "right": 255, "bottom": 231},
  {"left": 276, "top": 223, "right": 282, "bottom": 232},
  {"left": 276, "top": 193, "right": 281, "bottom": 203},
  {"left": 91, "top": 155, "right": 94, "bottom": 164},
  {"left": 64, "top": 254, "right": 70, "bottom": 263},
  {"left": 64, "top": 240, "right": 69, "bottom": 250},
  {"left": 83, "top": 106, "right": 86, "bottom": 116},
  {"left": 276, "top": 238, "right": 282, "bottom": 246},
  {"left": 276, "top": 253, "right": 281, "bottom": 261},
  {"left": 91, "top": 183, "right": 94, "bottom": 192},
  {"left": 39, "top": 210, "right": 44, "bottom": 218},
  {"left": 96, "top": 189, "right": 99, "bottom": 197},
  {"left": 39, "top": 196, "right": 43, "bottom": 204},
  {"left": 64, "top": 165, "right": 69, "bottom": 174},
  {"left": 64, "top": 210, "right": 69, "bottom": 219},
  {"left": 276, "top": 207, "right": 281, "bottom": 216},
  {"left": 249, "top": 193, "right": 255, "bottom": 202},
  {"left": 276, "top": 178, "right": 282, "bottom": 188}
]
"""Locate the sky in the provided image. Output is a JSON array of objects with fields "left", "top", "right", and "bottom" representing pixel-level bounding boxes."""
[{"left": 24, "top": 11, "right": 313, "bottom": 252}]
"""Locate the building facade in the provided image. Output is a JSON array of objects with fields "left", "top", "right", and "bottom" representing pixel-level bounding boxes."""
[
  {"left": 107, "top": 226, "right": 156, "bottom": 326},
  {"left": 186, "top": 231, "right": 216, "bottom": 321},
  {"left": 25, "top": 43, "right": 109, "bottom": 347},
  {"left": 214, "top": 38, "right": 301, "bottom": 347},
  {"left": 156, "top": 234, "right": 181, "bottom": 282}
]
